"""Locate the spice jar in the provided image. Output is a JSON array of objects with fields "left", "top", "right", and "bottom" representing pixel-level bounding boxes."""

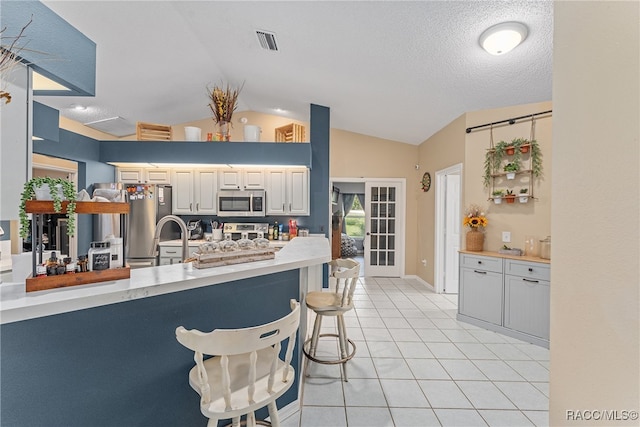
[
  {"left": 77, "top": 255, "right": 88, "bottom": 273},
  {"left": 46, "top": 251, "right": 59, "bottom": 276},
  {"left": 88, "top": 241, "right": 111, "bottom": 271},
  {"left": 63, "top": 257, "right": 76, "bottom": 274}
]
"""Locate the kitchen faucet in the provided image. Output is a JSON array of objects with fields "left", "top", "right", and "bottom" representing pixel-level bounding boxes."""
[{"left": 151, "top": 215, "right": 189, "bottom": 263}]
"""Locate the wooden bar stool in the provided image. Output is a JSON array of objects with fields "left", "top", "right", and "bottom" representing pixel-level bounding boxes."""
[
  {"left": 175, "top": 300, "right": 300, "bottom": 427},
  {"left": 303, "top": 258, "right": 359, "bottom": 381}
]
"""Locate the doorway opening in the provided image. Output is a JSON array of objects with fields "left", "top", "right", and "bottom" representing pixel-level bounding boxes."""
[
  {"left": 435, "top": 163, "right": 463, "bottom": 294},
  {"left": 330, "top": 178, "right": 406, "bottom": 278}
]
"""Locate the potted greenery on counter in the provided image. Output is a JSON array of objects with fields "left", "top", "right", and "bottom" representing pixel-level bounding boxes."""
[{"left": 19, "top": 177, "right": 76, "bottom": 239}]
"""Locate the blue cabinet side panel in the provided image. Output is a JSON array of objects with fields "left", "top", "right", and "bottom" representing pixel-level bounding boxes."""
[
  {"left": 3, "top": 1, "right": 96, "bottom": 96},
  {"left": 1, "top": 270, "right": 300, "bottom": 427}
]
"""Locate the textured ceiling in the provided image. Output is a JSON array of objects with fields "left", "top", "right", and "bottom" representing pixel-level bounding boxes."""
[{"left": 36, "top": 1, "right": 553, "bottom": 145}]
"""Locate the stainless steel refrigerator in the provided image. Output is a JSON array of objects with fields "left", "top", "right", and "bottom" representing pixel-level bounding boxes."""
[{"left": 93, "top": 183, "right": 178, "bottom": 268}]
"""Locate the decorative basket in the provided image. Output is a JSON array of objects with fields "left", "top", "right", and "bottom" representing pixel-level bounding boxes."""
[{"left": 466, "top": 230, "right": 485, "bottom": 252}]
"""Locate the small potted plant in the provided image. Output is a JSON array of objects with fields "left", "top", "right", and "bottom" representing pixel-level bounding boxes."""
[
  {"left": 503, "top": 162, "right": 519, "bottom": 179},
  {"left": 504, "top": 189, "right": 516, "bottom": 204},
  {"left": 492, "top": 189, "right": 505, "bottom": 204},
  {"left": 519, "top": 188, "right": 529, "bottom": 203},
  {"left": 19, "top": 177, "right": 76, "bottom": 239}
]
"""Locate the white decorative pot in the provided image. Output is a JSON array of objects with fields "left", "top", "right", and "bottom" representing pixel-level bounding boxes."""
[
  {"left": 506, "top": 172, "right": 516, "bottom": 180},
  {"left": 493, "top": 197, "right": 503, "bottom": 204},
  {"left": 519, "top": 195, "right": 529, "bottom": 203},
  {"left": 34, "top": 184, "right": 64, "bottom": 201}
]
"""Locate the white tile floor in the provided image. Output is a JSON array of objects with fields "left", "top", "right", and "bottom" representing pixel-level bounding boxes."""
[{"left": 282, "top": 276, "right": 549, "bottom": 427}]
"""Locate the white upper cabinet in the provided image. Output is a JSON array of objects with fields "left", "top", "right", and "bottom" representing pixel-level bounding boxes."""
[
  {"left": 172, "top": 169, "right": 217, "bottom": 215},
  {"left": 218, "top": 170, "right": 243, "bottom": 190},
  {"left": 117, "top": 167, "right": 171, "bottom": 184},
  {"left": 172, "top": 170, "right": 195, "bottom": 215},
  {"left": 195, "top": 170, "right": 217, "bottom": 215},
  {"left": 265, "top": 168, "right": 309, "bottom": 216},
  {"left": 218, "top": 169, "right": 265, "bottom": 190}
]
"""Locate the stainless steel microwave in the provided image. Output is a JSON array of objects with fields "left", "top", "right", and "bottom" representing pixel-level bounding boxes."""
[{"left": 217, "top": 190, "right": 266, "bottom": 217}]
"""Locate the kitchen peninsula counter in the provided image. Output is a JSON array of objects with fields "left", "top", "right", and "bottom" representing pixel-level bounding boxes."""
[
  {"left": 1, "top": 236, "right": 327, "bottom": 324},
  {"left": 0, "top": 237, "right": 330, "bottom": 426}
]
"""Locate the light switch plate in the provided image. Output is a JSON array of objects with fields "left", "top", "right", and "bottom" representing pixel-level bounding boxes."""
[{"left": 502, "top": 231, "right": 511, "bottom": 243}]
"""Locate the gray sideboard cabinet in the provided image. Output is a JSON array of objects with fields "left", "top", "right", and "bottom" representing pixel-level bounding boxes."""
[
  {"left": 459, "top": 254, "right": 504, "bottom": 326},
  {"left": 503, "top": 259, "right": 550, "bottom": 341},
  {"left": 457, "top": 252, "right": 550, "bottom": 348}
]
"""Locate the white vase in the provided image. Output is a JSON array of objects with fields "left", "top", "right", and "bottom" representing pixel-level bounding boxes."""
[{"left": 34, "top": 184, "right": 64, "bottom": 201}]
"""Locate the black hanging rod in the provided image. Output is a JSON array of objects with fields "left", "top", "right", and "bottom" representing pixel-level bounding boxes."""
[{"left": 465, "top": 110, "right": 553, "bottom": 134}]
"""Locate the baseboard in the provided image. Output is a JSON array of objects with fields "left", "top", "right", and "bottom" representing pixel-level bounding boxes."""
[{"left": 402, "top": 274, "right": 435, "bottom": 292}]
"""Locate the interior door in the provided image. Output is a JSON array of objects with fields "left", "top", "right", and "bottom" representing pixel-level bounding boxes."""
[
  {"left": 364, "top": 182, "right": 402, "bottom": 277},
  {"left": 444, "top": 174, "right": 461, "bottom": 293}
]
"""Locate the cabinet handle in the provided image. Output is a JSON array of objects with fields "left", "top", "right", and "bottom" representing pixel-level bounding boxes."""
[
  {"left": 190, "top": 203, "right": 193, "bottom": 211},
  {"left": 473, "top": 270, "right": 487, "bottom": 274},
  {"left": 289, "top": 203, "right": 292, "bottom": 211},
  {"left": 196, "top": 203, "right": 199, "bottom": 211},
  {"left": 477, "top": 260, "right": 483, "bottom": 264},
  {"left": 523, "top": 278, "right": 539, "bottom": 283},
  {"left": 166, "top": 250, "right": 178, "bottom": 254},
  {"left": 282, "top": 203, "right": 285, "bottom": 211},
  {"left": 528, "top": 268, "right": 533, "bottom": 272}
]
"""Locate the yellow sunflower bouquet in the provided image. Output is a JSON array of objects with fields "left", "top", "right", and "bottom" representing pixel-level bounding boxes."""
[{"left": 463, "top": 204, "right": 488, "bottom": 230}]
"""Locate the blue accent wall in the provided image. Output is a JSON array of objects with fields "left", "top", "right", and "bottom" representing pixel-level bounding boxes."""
[
  {"left": 99, "top": 141, "right": 312, "bottom": 167},
  {"left": 1, "top": 270, "right": 301, "bottom": 426},
  {"left": 3, "top": 1, "right": 96, "bottom": 96},
  {"left": 33, "top": 102, "right": 59, "bottom": 142},
  {"left": 33, "top": 130, "right": 115, "bottom": 253}
]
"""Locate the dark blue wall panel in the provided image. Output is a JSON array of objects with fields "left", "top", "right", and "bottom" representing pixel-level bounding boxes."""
[
  {"left": 1, "top": 270, "right": 301, "bottom": 427},
  {"left": 99, "top": 141, "right": 312, "bottom": 168},
  {"left": 33, "top": 101, "right": 60, "bottom": 142},
  {"left": 3, "top": 1, "right": 96, "bottom": 96},
  {"left": 33, "top": 130, "right": 115, "bottom": 253}
]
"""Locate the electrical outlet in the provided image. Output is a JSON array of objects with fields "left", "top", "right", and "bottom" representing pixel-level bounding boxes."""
[
  {"left": 421, "top": 259, "right": 427, "bottom": 266},
  {"left": 502, "top": 231, "right": 511, "bottom": 243}
]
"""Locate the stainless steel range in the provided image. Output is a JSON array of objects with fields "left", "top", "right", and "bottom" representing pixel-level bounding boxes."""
[{"left": 222, "top": 223, "right": 269, "bottom": 241}]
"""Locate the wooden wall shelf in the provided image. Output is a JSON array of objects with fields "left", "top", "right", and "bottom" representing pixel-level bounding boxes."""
[{"left": 25, "top": 200, "right": 129, "bottom": 214}]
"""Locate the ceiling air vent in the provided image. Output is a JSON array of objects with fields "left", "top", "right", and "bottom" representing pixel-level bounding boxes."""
[
  {"left": 84, "top": 116, "right": 136, "bottom": 137},
  {"left": 256, "top": 30, "right": 278, "bottom": 51}
]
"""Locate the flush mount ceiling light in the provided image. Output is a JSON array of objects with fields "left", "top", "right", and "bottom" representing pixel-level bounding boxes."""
[
  {"left": 479, "top": 22, "right": 528, "bottom": 55},
  {"left": 71, "top": 103, "right": 86, "bottom": 111}
]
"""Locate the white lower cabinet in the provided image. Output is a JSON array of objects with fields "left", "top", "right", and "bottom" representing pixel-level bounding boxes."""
[
  {"left": 458, "top": 253, "right": 550, "bottom": 347},
  {"left": 172, "top": 169, "right": 217, "bottom": 215},
  {"left": 158, "top": 245, "right": 198, "bottom": 265},
  {"left": 265, "top": 168, "right": 309, "bottom": 216}
]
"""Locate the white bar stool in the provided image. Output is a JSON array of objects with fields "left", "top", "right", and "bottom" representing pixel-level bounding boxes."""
[
  {"left": 303, "top": 258, "right": 359, "bottom": 381},
  {"left": 175, "top": 299, "right": 300, "bottom": 427}
]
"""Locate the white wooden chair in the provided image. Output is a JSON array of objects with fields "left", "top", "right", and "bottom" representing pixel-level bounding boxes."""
[
  {"left": 303, "top": 258, "right": 360, "bottom": 381},
  {"left": 175, "top": 299, "right": 300, "bottom": 427}
]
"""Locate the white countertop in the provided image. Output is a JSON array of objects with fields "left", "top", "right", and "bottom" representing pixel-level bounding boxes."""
[
  {"left": 0, "top": 237, "right": 330, "bottom": 324},
  {"left": 159, "top": 239, "right": 289, "bottom": 249}
]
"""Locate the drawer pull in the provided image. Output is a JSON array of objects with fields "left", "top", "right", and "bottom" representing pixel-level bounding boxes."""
[
  {"left": 523, "top": 278, "right": 539, "bottom": 283},
  {"left": 474, "top": 270, "right": 487, "bottom": 274},
  {"left": 166, "top": 250, "right": 178, "bottom": 254},
  {"left": 528, "top": 268, "right": 533, "bottom": 272},
  {"left": 477, "top": 261, "right": 483, "bottom": 264}
]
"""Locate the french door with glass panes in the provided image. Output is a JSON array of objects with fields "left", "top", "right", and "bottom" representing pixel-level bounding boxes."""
[{"left": 364, "top": 181, "right": 403, "bottom": 277}]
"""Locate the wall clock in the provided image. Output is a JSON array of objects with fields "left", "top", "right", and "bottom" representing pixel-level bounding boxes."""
[{"left": 421, "top": 172, "right": 431, "bottom": 192}]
